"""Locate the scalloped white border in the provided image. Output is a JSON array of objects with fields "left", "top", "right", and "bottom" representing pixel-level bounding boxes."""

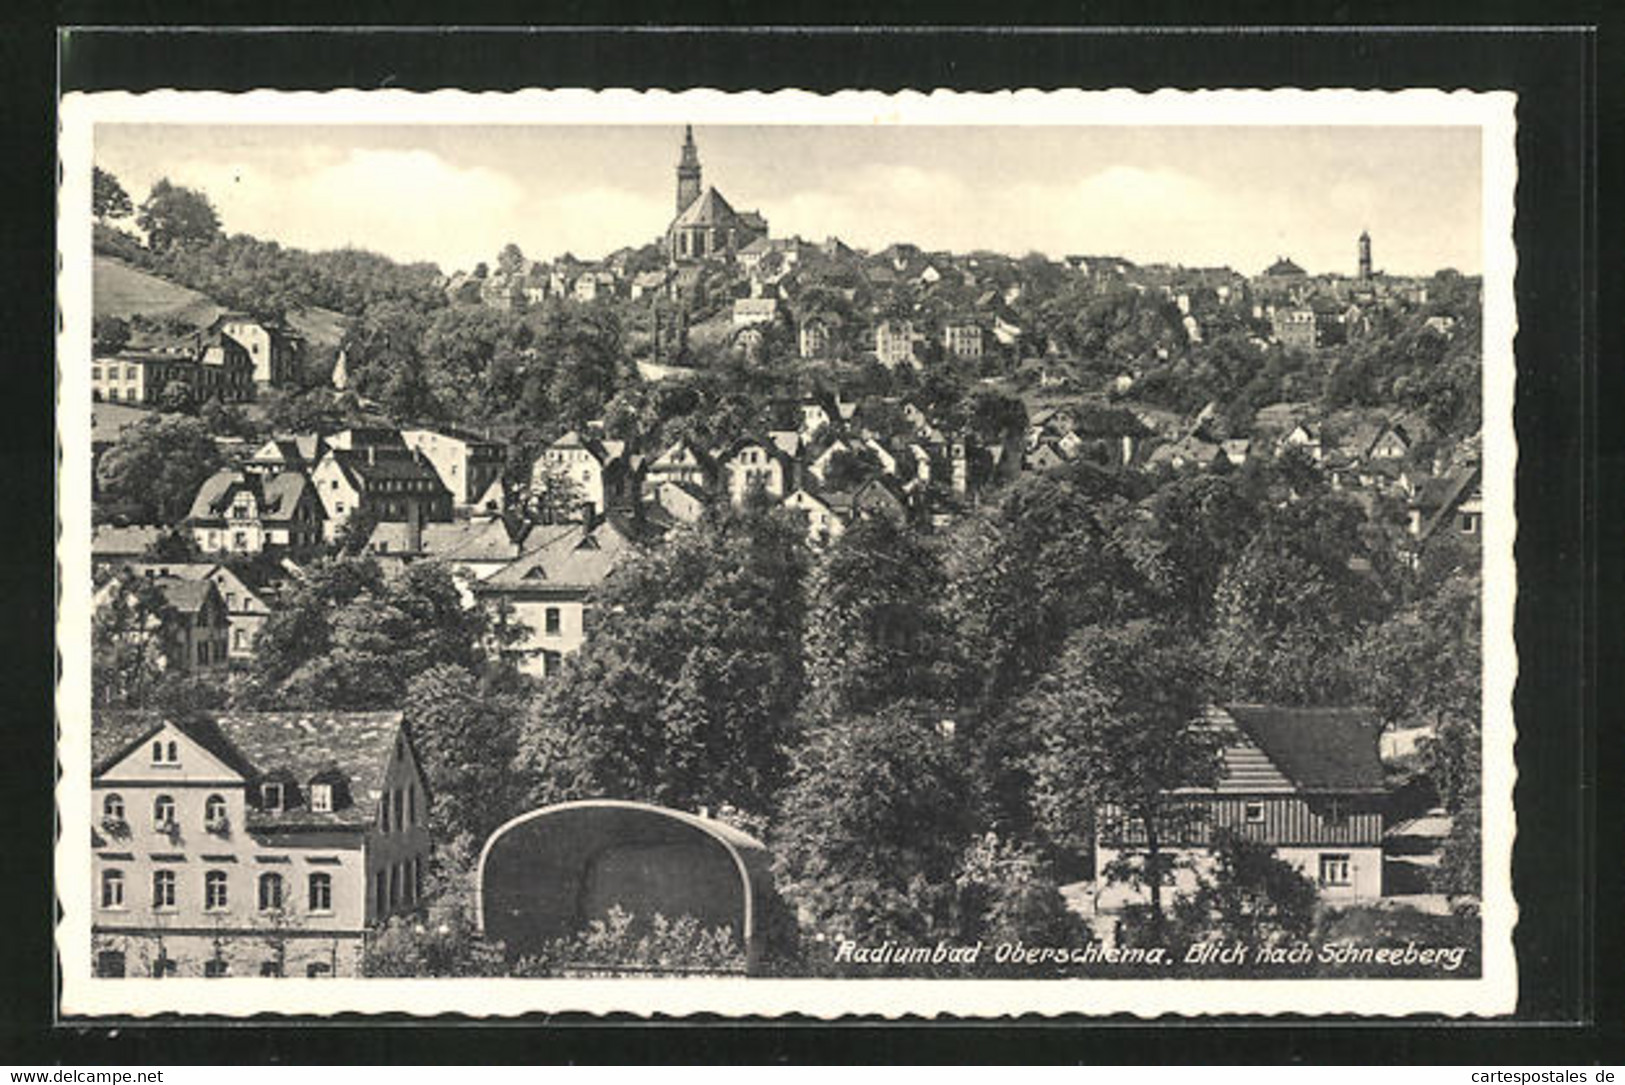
[{"left": 56, "top": 87, "right": 1517, "bottom": 1019}]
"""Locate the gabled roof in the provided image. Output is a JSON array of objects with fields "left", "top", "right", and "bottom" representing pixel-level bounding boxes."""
[
  {"left": 212, "top": 710, "right": 407, "bottom": 829},
  {"left": 326, "top": 448, "right": 448, "bottom": 488},
  {"left": 480, "top": 519, "right": 635, "bottom": 593},
  {"left": 91, "top": 524, "right": 164, "bottom": 557},
  {"left": 672, "top": 186, "right": 738, "bottom": 228},
  {"left": 1218, "top": 704, "right": 1387, "bottom": 794},
  {"left": 148, "top": 575, "right": 220, "bottom": 614},
  {"left": 188, "top": 470, "right": 318, "bottom": 523},
  {"left": 368, "top": 517, "right": 520, "bottom": 562}
]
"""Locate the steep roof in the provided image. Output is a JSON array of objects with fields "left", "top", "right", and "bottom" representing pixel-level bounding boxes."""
[
  {"left": 1220, "top": 704, "right": 1387, "bottom": 794},
  {"left": 368, "top": 517, "right": 520, "bottom": 562},
  {"left": 212, "top": 710, "right": 407, "bottom": 829},
  {"left": 672, "top": 186, "right": 738, "bottom": 228},
  {"left": 480, "top": 519, "right": 636, "bottom": 593},
  {"left": 1263, "top": 256, "right": 1308, "bottom": 277},
  {"left": 91, "top": 524, "right": 164, "bottom": 557},
  {"left": 90, "top": 709, "right": 411, "bottom": 832},
  {"left": 187, "top": 470, "right": 317, "bottom": 523},
  {"left": 149, "top": 575, "right": 218, "bottom": 614},
  {"left": 328, "top": 448, "right": 448, "bottom": 488}
]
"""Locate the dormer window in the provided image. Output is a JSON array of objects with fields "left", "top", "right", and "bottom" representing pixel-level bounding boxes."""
[
  {"left": 310, "top": 783, "right": 332, "bottom": 813},
  {"left": 261, "top": 782, "right": 284, "bottom": 812}
]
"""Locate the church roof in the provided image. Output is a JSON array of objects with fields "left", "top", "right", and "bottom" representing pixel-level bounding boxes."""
[{"left": 673, "top": 186, "right": 738, "bottom": 228}]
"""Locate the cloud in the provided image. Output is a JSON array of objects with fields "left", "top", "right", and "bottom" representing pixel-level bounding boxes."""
[
  {"left": 526, "top": 187, "right": 671, "bottom": 260},
  {"left": 152, "top": 148, "right": 528, "bottom": 269}
]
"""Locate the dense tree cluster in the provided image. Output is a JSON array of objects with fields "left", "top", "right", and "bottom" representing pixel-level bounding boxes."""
[{"left": 89, "top": 166, "right": 1485, "bottom": 971}]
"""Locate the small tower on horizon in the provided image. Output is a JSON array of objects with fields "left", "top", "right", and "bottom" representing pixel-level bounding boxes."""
[
  {"left": 1358, "top": 229, "right": 1373, "bottom": 280},
  {"left": 676, "top": 125, "right": 702, "bottom": 215}
]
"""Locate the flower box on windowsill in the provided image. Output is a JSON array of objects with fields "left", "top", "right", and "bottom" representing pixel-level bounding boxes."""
[
  {"left": 205, "top": 816, "right": 231, "bottom": 838},
  {"left": 155, "top": 819, "right": 181, "bottom": 842},
  {"left": 100, "top": 816, "right": 130, "bottom": 839}
]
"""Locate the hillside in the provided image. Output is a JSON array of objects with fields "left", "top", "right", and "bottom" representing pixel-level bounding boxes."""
[
  {"left": 93, "top": 254, "right": 349, "bottom": 352},
  {"left": 93, "top": 254, "right": 222, "bottom": 329}
]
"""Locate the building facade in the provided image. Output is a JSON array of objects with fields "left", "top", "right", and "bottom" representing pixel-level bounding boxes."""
[
  {"left": 1094, "top": 705, "right": 1387, "bottom": 907},
  {"left": 875, "top": 319, "right": 920, "bottom": 370},
  {"left": 216, "top": 314, "right": 301, "bottom": 387},
  {"left": 475, "top": 519, "right": 636, "bottom": 678},
  {"left": 401, "top": 426, "right": 507, "bottom": 512},
  {"left": 187, "top": 470, "right": 325, "bottom": 555},
  {"left": 91, "top": 710, "right": 430, "bottom": 979}
]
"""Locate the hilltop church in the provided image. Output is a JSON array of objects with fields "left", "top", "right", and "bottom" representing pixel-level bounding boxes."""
[{"left": 665, "top": 126, "right": 769, "bottom": 263}]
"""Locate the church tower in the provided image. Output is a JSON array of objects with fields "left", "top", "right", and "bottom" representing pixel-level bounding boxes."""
[
  {"left": 1358, "top": 229, "right": 1373, "bottom": 280},
  {"left": 676, "top": 125, "right": 702, "bottom": 215}
]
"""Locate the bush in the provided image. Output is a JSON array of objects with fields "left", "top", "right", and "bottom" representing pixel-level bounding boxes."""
[{"left": 515, "top": 907, "right": 746, "bottom": 976}]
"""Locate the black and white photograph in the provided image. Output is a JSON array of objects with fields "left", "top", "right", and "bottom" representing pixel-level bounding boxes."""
[{"left": 55, "top": 88, "right": 1517, "bottom": 1018}]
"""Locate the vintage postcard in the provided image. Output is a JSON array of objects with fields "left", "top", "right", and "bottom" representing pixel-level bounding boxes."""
[{"left": 56, "top": 88, "right": 1516, "bottom": 1017}]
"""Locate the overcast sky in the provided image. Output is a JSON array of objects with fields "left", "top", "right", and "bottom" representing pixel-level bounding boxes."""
[{"left": 94, "top": 124, "right": 1482, "bottom": 278}]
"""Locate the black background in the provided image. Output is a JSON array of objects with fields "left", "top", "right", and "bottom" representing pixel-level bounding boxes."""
[{"left": 3, "top": 6, "right": 1613, "bottom": 1064}]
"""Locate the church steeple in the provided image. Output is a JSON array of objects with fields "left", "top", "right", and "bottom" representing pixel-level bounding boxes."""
[{"left": 676, "top": 125, "right": 702, "bottom": 214}]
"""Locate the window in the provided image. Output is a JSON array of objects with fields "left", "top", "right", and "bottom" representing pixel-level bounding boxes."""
[
  {"left": 375, "top": 870, "right": 387, "bottom": 915},
  {"left": 233, "top": 629, "right": 248, "bottom": 650},
  {"left": 92, "top": 365, "right": 101, "bottom": 380},
  {"left": 544, "top": 607, "right": 562, "bottom": 636},
  {"left": 151, "top": 955, "right": 176, "bottom": 978},
  {"left": 232, "top": 531, "right": 248, "bottom": 550},
  {"left": 407, "top": 785, "right": 416, "bottom": 826},
  {"left": 100, "top": 868, "right": 125, "bottom": 909},
  {"left": 204, "top": 958, "right": 229, "bottom": 978},
  {"left": 1324, "top": 799, "right": 1348, "bottom": 827},
  {"left": 205, "top": 870, "right": 229, "bottom": 911},
  {"left": 262, "top": 782, "right": 283, "bottom": 812},
  {"left": 151, "top": 739, "right": 176, "bottom": 764},
  {"left": 310, "top": 783, "right": 332, "bottom": 813},
  {"left": 389, "top": 865, "right": 401, "bottom": 910},
  {"left": 153, "top": 794, "right": 176, "bottom": 828},
  {"left": 260, "top": 961, "right": 283, "bottom": 978},
  {"left": 393, "top": 790, "right": 404, "bottom": 831},
  {"left": 95, "top": 949, "right": 125, "bottom": 978},
  {"left": 1243, "top": 801, "right": 1265, "bottom": 824},
  {"left": 167, "top": 740, "right": 178, "bottom": 762},
  {"left": 307, "top": 872, "right": 333, "bottom": 913},
  {"left": 258, "top": 872, "right": 284, "bottom": 912},
  {"left": 205, "top": 793, "right": 227, "bottom": 825},
  {"left": 379, "top": 791, "right": 391, "bottom": 833},
  {"left": 103, "top": 793, "right": 124, "bottom": 822},
  {"left": 306, "top": 962, "right": 332, "bottom": 978},
  {"left": 1319, "top": 853, "right": 1352, "bottom": 888},
  {"left": 152, "top": 869, "right": 176, "bottom": 911}
]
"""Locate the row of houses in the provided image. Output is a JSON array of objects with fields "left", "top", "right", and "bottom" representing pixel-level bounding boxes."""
[
  {"left": 86, "top": 693, "right": 1410, "bottom": 977},
  {"left": 92, "top": 313, "right": 303, "bottom": 405}
]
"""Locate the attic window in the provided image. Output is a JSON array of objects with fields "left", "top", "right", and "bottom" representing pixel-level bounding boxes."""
[
  {"left": 261, "top": 782, "right": 284, "bottom": 812},
  {"left": 310, "top": 783, "right": 332, "bottom": 813},
  {"left": 575, "top": 535, "right": 601, "bottom": 551},
  {"left": 151, "top": 740, "right": 179, "bottom": 765},
  {"left": 522, "top": 566, "right": 548, "bottom": 580},
  {"left": 1244, "top": 801, "right": 1265, "bottom": 824}
]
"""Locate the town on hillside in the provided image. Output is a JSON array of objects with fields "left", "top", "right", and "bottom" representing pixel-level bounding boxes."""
[{"left": 84, "top": 127, "right": 1484, "bottom": 981}]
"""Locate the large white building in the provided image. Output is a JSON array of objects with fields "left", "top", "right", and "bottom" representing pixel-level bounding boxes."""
[{"left": 91, "top": 710, "right": 431, "bottom": 978}]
